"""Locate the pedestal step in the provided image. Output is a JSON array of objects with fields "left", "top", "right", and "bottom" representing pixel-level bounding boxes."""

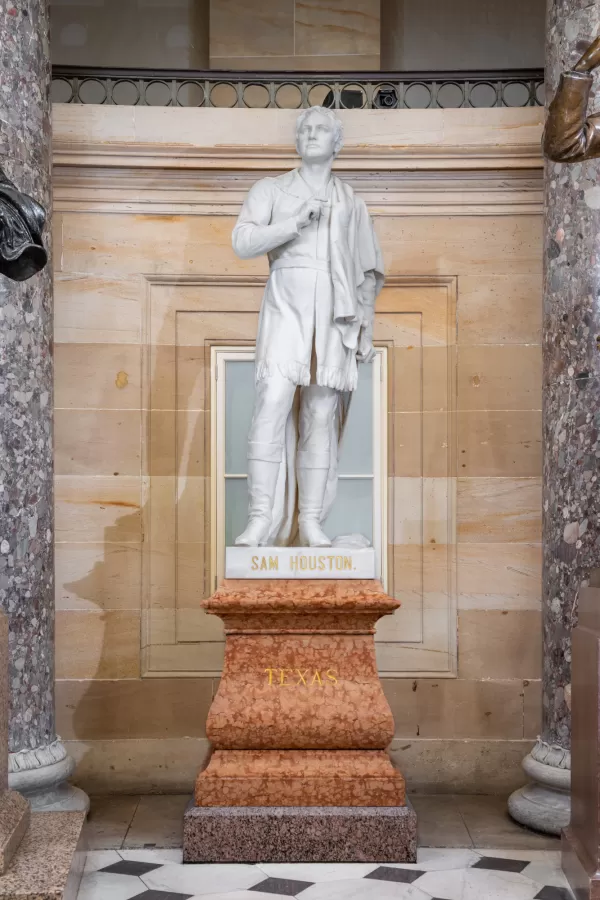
[
  {"left": 183, "top": 802, "right": 417, "bottom": 863},
  {"left": 196, "top": 749, "right": 405, "bottom": 807},
  {"left": 0, "top": 810, "right": 85, "bottom": 899}
]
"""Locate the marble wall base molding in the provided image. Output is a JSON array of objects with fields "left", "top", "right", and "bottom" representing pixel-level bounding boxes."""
[
  {"left": 8, "top": 740, "right": 88, "bottom": 813},
  {"left": 508, "top": 738, "right": 570, "bottom": 835},
  {"left": 62, "top": 737, "right": 534, "bottom": 795}
]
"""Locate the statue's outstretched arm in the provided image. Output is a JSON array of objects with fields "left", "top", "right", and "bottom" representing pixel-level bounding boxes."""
[{"left": 544, "top": 35, "right": 600, "bottom": 162}]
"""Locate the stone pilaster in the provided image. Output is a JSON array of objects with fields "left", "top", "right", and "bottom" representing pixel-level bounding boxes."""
[
  {"left": 0, "top": 0, "right": 86, "bottom": 812},
  {"left": 509, "top": 0, "right": 600, "bottom": 835}
]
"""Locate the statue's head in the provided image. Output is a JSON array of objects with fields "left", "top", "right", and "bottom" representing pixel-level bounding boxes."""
[{"left": 295, "top": 106, "right": 344, "bottom": 164}]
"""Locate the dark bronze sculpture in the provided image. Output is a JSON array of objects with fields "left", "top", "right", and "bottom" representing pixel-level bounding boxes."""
[
  {"left": 545, "top": 36, "right": 600, "bottom": 162},
  {"left": 0, "top": 168, "right": 47, "bottom": 281}
]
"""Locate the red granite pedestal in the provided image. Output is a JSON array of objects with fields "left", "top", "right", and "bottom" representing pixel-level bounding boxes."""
[
  {"left": 183, "top": 579, "right": 416, "bottom": 862},
  {"left": 562, "top": 573, "right": 600, "bottom": 899}
]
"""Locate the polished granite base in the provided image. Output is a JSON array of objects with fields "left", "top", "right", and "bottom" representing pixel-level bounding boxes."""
[
  {"left": 183, "top": 801, "right": 417, "bottom": 863},
  {"left": 0, "top": 791, "right": 29, "bottom": 874},
  {"left": 0, "top": 810, "right": 86, "bottom": 899}
]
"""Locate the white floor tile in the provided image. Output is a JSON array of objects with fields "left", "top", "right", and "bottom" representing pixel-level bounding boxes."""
[
  {"left": 195, "top": 893, "right": 301, "bottom": 900},
  {"left": 386, "top": 848, "right": 480, "bottom": 871},
  {"left": 78, "top": 845, "right": 564, "bottom": 900},
  {"left": 141, "top": 863, "right": 265, "bottom": 895},
  {"left": 416, "top": 868, "right": 541, "bottom": 900},
  {"left": 257, "top": 862, "right": 379, "bottom": 882},
  {"left": 541, "top": 850, "right": 562, "bottom": 866},
  {"left": 77, "top": 871, "right": 146, "bottom": 900},
  {"left": 83, "top": 851, "right": 122, "bottom": 875},
  {"left": 522, "top": 858, "right": 570, "bottom": 889},
  {"left": 119, "top": 848, "right": 184, "bottom": 865},
  {"left": 300, "top": 878, "right": 431, "bottom": 900}
]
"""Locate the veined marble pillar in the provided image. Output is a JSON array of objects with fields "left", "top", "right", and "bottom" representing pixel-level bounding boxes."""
[
  {"left": 508, "top": 0, "right": 600, "bottom": 835},
  {"left": 0, "top": 1, "right": 86, "bottom": 812}
]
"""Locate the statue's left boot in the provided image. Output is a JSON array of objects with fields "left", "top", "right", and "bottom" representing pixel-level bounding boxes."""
[{"left": 297, "top": 466, "right": 332, "bottom": 548}]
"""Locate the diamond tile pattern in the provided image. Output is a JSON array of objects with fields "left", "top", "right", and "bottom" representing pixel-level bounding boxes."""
[
  {"left": 366, "top": 866, "right": 426, "bottom": 883},
  {"left": 100, "top": 860, "right": 163, "bottom": 877},
  {"left": 250, "top": 877, "right": 314, "bottom": 895},
  {"left": 134, "top": 892, "right": 193, "bottom": 900},
  {"left": 534, "top": 888, "right": 573, "bottom": 900},
  {"left": 79, "top": 849, "right": 571, "bottom": 900},
  {"left": 473, "top": 856, "right": 530, "bottom": 873}
]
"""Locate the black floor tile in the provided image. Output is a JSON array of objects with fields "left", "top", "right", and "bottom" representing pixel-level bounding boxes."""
[
  {"left": 100, "top": 859, "right": 163, "bottom": 876},
  {"left": 473, "top": 856, "right": 530, "bottom": 873},
  {"left": 365, "top": 866, "right": 426, "bottom": 884},
  {"left": 534, "top": 887, "right": 573, "bottom": 900},
  {"left": 135, "top": 892, "right": 193, "bottom": 900},
  {"left": 250, "top": 877, "right": 315, "bottom": 896}
]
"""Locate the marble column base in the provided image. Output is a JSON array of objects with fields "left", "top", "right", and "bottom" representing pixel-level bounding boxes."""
[
  {"left": 8, "top": 741, "right": 89, "bottom": 813},
  {"left": 183, "top": 801, "right": 417, "bottom": 863},
  {"left": 508, "top": 740, "right": 570, "bottom": 836}
]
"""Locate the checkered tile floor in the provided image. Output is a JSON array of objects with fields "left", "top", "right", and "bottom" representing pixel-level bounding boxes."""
[{"left": 78, "top": 848, "right": 573, "bottom": 899}]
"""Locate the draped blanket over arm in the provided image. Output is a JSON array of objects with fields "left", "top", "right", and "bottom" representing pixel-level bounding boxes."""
[{"left": 329, "top": 177, "right": 385, "bottom": 352}]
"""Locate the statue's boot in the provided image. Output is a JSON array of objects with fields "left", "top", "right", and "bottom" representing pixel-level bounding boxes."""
[
  {"left": 298, "top": 466, "right": 332, "bottom": 548},
  {"left": 235, "top": 459, "right": 280, "bottom": 546}
]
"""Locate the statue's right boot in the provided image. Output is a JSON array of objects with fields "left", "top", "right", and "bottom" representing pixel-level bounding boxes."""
[
  {"left": 297, "top": 466, "right": 332, "bottom": 548},
  {"left": 234, "top": 459, "right": 280, "bottom": 546}
]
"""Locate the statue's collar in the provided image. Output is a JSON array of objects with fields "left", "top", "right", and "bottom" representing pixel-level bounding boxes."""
[{"left": 278, "top": 168, "right": 334, "bottom": 201}]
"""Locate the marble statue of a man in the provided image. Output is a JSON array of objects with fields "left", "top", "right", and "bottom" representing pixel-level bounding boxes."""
[{"left": 232, "top": 106, "right": 384, "bottom": 548}]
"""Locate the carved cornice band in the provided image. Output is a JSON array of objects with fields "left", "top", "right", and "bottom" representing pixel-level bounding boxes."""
[
  {"left": 51, "top": 105, "right": 544, "bottom": 216},
  {"left": 52, "top": 165, "right": 543, "bottom": 217},
  {"left": 52, "top": 139, "right": 543, "bottom": 172}
]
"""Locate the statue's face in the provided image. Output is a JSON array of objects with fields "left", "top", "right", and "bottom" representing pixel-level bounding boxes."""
[{"left": 297, "top": 112, "right": 337, "bottom": 163}]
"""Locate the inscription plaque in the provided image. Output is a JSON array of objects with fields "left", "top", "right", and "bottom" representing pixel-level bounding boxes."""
[{"left": 226, "top": 546, "right": 375, "bottom": 579}]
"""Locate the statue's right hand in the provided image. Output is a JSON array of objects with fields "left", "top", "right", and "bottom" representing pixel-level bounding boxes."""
[
  {"left": 295, "top": 198, "right": 323, "bottom": 230},
  {"left": 574, "top": 35, "right": 600, "bottom": 73}
]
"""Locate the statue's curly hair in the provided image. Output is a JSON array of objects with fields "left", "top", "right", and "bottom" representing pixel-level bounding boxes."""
[{"left": 295, "top": 106, "right": 344, "bottom": 157}]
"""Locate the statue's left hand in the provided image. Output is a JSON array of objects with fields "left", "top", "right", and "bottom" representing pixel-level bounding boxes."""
[
  {"left": 574, "top": 34, "right": 600, "bottom": 73},
  {"left": 357, "top": 330, "right": 376, "bottom": 364}
]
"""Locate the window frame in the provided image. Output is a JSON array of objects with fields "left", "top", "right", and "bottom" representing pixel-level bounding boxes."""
[{"left": 210, "top": 345, "right": 388, "bottom": 587}]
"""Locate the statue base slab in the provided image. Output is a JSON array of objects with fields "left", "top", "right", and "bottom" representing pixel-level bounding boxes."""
[{"left": 183, "top": 801, "right": 417, "bottom": 863}]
